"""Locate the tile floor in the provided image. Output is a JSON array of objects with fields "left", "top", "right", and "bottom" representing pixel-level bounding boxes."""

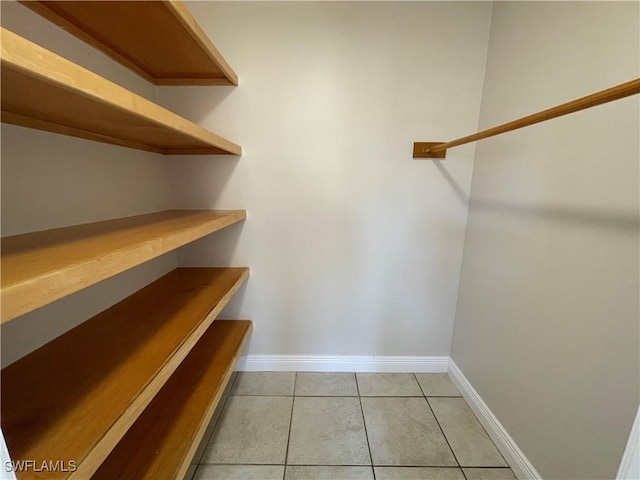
[{"left": 188, "top": 372, "right": 516, "bottom": 480}]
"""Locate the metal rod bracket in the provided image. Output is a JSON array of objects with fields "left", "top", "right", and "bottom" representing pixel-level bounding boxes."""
[{"left": 413, "top": 142, "right": 446, "bottom": 159}]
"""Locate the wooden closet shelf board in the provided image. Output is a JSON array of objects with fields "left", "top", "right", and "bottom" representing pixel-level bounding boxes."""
[
  {"left": 94, "top": 320, "right": 252, "bottom": 480},
  {"left": 20, "top": 0, "right": 238, "bottom": 86},
  {"left": 1, "top": 268, "right": 250, "bottom": 480},
  {"left": 1, "top": 209, "right": 246, "bottom": 322},
  {"left": 0, "top": 28, "right": 241, "bottom": 154}
]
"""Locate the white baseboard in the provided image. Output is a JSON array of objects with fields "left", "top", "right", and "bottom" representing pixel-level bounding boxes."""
[
  {"left": 448, "top": 360, "right": 541, "bottom": 480},
  {"left": 617, "top": 405, "right": 640, "bottom": 480},
  {"left": 236, "top": 355, "right": 449, "bottom": 373}
]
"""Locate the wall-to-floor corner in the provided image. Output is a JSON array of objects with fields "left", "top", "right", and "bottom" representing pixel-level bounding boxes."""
[
  {"left": 450, "top": 2, "right": 639, "bottom": 479},
  {"left": 448, "top": 359, "right": 541, "bottom": 480}
]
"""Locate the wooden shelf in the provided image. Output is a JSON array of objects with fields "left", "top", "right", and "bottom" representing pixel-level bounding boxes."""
[
  {"left": 1, "top": 209, "right": 246, "bottom": 323},
  {"left": 0, "top": 28, "right": 241, "bottom": 155},
  {"left": 1, "top": 268, "right": 249, "bottom": 480},
  {"left": 94, "top": 320, "right": 252, "bottom": 480},
  {"left": 21, "top": 1, "right": 238, "bottom": 86}
]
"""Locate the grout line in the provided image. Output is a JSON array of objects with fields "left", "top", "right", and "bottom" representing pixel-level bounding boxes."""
[
  {"left": 195, "top": 462, "right": 479, "bottom": 467},
  {"left": 293, "top": 394, "right": 361, "bottom": 398},
  {"left": 196, "top": 462, "right": 493, "bottom": 468},
  {"left": 439, "top": 395, "right": 510, "bottom": 468},
  {"left": 424, "top": 395, "right": 464, "bottom": 398},
  {"left": 229, "top": 394, "right": 299, "bottom": 397},
  {"left": 422, "top": 379, "right": 510, "bottom": 469},
  {"left": 199, "top": 462, "right": 286, "bottom": 466},
  {"left": 460, "top": 466, "right": 513, "bottom": 469},
  {"left": 465, "top": 407, "right": 511, "bottom": 468},
  {"left": 355, "top": 373, "right": 376, "bottom": 480},
  {"left": 294, "top": 464, "right": 371, "bottom": 467},
  {"left": 358, "top": 395, "right": 438, "bottom": 398},
  {"left": 373, "top": 465, "right": 464, "bottom": 469},
  {"left": 414, "top": 373, "right": 464, "bottom": 471},
  {"left": 225, "top": 394, "right": 466, "bottom": 399},
  {"left": 282, "top": 372, "right": 297, "bottom": 478},
  {"left": 292, "top": 395, "right": 360, "bottom": 397}
]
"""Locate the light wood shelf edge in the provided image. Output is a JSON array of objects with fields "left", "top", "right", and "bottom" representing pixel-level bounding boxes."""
[
  {"left": 164, "top": 0, "right": 238, "bottom": 86},
  {"left": 2, "top": 268, "right": 249, "bottom": 480},
  {"left": 175, "top": 361, "right": 239, "bottom": 479},
  {"left": 18, "top": 1, "right": 238, "bottom": 86},
  {"left": 2, "top": 111, "right": 166, "bottom": 154},
  {"left": 69, "top": 271, "right": 249, "bottom": 480},
  {"left": 0, "top": 28, "right": 242, "bottom": 155},
  {"left": 94, "top": 320, "right": 252, "bottom": 480},
  {"left": 1, "top": 210, "right": 246, "bottom": 323}
]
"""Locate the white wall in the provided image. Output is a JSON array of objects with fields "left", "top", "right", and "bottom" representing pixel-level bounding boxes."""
[
  {"left": 451, "top": 2, "right": 639, "bottom": 479},
  {"left": 158, "top": 1, "right": 493, "bottom": 358},
  {"left": 1, "top": 2, "right": 176, "bottom": 365}
]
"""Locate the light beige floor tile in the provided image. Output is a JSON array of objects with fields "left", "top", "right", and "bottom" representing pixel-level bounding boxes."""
[
  {"left": 287, "top": 397, "right": 371, "bottom": 465},
  {"left": 375, "top": 467, "right": 465, "bottom": 480},
  {"left": 295, "top": 372, "right": 358, "bottom": 396},
  {"left": 415, "top": 374, "right": 460, "bottom": 397},
  {"left": 361, "top": 397, "right": 457, "bottom": 466},
  {"left": 428, "top": 398, "right": 507, "bottom": 467},
  {"left": 202, "top": 396, "right": 292, "bottom": 464},
  {"left": 463, "top": 467, "right": 517, "bottom": 479},
  {"left": 357, "top": 373, "right": 423, "bottom": 396},
  {"left": 230, "top": 371, "right": 295, "bottom": 395},
  {"left": 285, "top": 466, "right": 374, "bottom": 479},
  {"left": 194, "top": 465, "right": 284, "bottom": 480}
]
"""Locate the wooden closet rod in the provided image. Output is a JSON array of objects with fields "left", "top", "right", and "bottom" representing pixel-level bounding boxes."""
[{"left": 413, "top": 77, "right": 640, "bottom": 159}]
